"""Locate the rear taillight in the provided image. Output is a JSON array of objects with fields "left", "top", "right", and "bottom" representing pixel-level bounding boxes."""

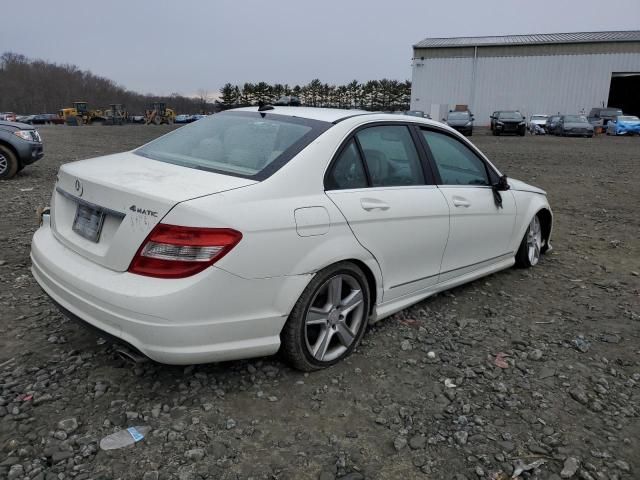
[{"left": 128, "top": 224, "right": 242, "bottom": 278}]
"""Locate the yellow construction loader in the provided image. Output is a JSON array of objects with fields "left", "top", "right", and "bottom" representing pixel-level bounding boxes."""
[
  {"left": 145, "top": 102, "right": 176, "bottom": 125},
  {"left": 58, "top": 102, "right": 106, "bottom": 126}
]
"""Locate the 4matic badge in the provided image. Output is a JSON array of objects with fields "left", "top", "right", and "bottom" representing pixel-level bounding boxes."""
[{"left": 129, "top": 205, "right": 158, "bottom": 217}]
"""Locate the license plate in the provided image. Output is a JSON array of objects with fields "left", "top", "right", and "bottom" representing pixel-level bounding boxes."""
[{"left": 72, "top": 203, "right": 106, "bottom": 242}]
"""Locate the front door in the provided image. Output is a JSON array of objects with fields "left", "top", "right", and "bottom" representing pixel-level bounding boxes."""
[
  {"left": 419, "top": 128, "right": 516, "bottom": 281},
  {"left": 325, "top": 125, "right": 450, "bottom": 301}
]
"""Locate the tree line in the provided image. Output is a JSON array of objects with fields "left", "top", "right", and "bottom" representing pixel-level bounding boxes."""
[
  {"left": 0, "top": 52, "right": 412, "bottom": 115},
  {"left": 219, "top": 79, "right": 412, "bottom": 111},
  {"left": 0, "top": 52, "right": 211, "bottom": 115}
]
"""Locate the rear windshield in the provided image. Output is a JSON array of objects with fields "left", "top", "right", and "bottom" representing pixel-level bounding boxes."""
[
  {"left": 498, "top": 112, "right": 522, "bottom": 120},
  {"left": 135, "top": 111, "right": 331, "bottom": 179},
  {"left": 602, "top": 109, "right": 623, "bottom": 116},
  {"left": 618, "top": 116, "right": 639, "bottom": 121},
  {"left": 564, "top": 115, "right": 588, "bottom": 123}
]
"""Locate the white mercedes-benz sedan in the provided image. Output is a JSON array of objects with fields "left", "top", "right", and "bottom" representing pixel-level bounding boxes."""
[{"left": 31, "top": 106, "right": 553, "bottom": 370}]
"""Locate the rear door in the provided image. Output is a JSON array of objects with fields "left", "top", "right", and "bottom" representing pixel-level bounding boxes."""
[
  {"left": 325, "top": 124, "right": 450, "bottom": 301},
  {"left": 418, "top": 128, "right": 516, "bottom": 282}
]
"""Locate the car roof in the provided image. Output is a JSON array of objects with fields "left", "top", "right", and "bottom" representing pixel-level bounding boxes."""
[
  {"left": 230, "top": 106, "right": 372, "bottom": 123},
  {"left": 228, "top": 106, "right": 455, "bottom": 129}
]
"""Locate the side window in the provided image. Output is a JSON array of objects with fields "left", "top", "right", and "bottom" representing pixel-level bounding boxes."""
[
  {"left": 421, "top": 130, "right": 489, "bottom": 186},
  {"left": 356, "top": 126, "right": 424, "bottom": 187},
  {"left": 325, "top": 140, "right": 368, "bottom": 190}
]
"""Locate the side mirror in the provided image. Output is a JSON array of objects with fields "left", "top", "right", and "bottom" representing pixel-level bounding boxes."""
[
  {"left": 442, "top": 118, "right": 446, "bottom": 122},
  {"left": 493, "top": 175, "right": 510, "bottom": 191}
]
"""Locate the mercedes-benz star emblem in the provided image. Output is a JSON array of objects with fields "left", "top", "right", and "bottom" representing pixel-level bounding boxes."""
[{"left": 74, "top": 179, "right": 83, "bottom": 196}]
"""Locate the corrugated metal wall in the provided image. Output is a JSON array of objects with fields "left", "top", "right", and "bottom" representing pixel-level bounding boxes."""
[{"left": 411, "top": 49, "right": 640, "bottom": 125}]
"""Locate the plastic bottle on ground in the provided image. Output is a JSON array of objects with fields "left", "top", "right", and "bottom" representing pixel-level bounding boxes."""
[{"left": 99, "top": 426, "right": 151, "bottom": 450}]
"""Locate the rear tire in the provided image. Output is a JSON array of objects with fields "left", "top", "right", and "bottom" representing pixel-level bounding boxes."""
[
  {"left": 0, "top": 145, "right": 19, "bottom": 180},
  {"left": 515, "top": 214, "right": 543, "bottom": 268},
  {"left": 281, "top": 262, "right": 370, "bottom": 371}
]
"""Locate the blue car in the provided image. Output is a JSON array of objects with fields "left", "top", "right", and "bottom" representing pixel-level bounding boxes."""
[{"left": 606, "top": 115, "right": 640, "bottom": 136}]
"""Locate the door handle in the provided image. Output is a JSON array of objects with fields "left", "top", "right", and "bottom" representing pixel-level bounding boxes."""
[
  {"left": 452, "top": 197, "right": 471, "bottom": 208},
  {"left": 360, "top": 198, "right": 390, "bottom": 211}
]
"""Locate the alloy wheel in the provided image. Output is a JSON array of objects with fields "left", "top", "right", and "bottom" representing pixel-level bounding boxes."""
[
  {"left": 527, "top": 216, "right": 542, "bottom": 266},
  {"left": 304, "top": 274, "right": 365, "bottom": 362},
  {"left": 0, "top": 153, "right": 7, "bottom": 176}
]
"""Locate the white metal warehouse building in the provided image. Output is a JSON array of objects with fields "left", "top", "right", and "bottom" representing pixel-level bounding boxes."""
[{"left": 410, "top": 31, "right": 640, "bottom": 125}]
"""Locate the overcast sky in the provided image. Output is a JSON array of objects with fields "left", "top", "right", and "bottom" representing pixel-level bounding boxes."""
[{"left": 2, "top": 0, "right": 638, "bottom": 97}]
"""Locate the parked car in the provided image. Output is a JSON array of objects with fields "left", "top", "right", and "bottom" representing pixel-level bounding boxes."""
[
  {"left": 489, "top": 111, "right": 500, "bottom": 131},
  {"left": 190, "top": 114, "right": 207, "bottom": 122},
  {"left": 31, "top": 107, "right": 553, "bottom": 369},
  {"left": 553, "top": 115, "right": 594, "bottom": 137},
  {"left": 31, "top": 114, "right": 64, "bottom": 125},
  {"left": 0, "top": 120, "right": 44, "bottom": 179},
  {"left": 16, "top": 115, "right": 36, "bottom": 124},
  {"left": 130, "top": 115, "right": 145, "bottom": 124},
  {"left": 174, "top": 114, "right": 192, "bottom": 124},
  {"left": 528, "top": 115, "right": 548, "bottom": 135},
  {"left": 0, "top": 112, "right": 17, "bottom": 122},
  {"left": 588, "top": 107, "right": 623, "bottom": 130},
  {"left": 444, "top": 110, "right": 474, "bottom": 135},
  {"left": 606, "top": 115, "right": 640, "bottom": 136},
  {"left": 489, "top": 110, "right": 517, "bottom": 132},
  {"left": 274, "top": 96, "right": 301, "bottom": 106},
  {"left": 545, "top": 115, "right": 561, "bottom": 134},
  {"left": 493, "top": 111, "right": 526, "bottom": 136}
]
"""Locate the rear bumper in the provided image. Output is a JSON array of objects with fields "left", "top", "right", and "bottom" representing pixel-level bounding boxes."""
[{"left": 31, "top": 223, "right": 311, "bottom": 364}]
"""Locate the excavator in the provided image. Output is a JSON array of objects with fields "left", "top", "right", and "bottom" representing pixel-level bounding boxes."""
[
  {"left": 58, "top": 102, "right": 106, "bottom": 126},
  {"left": 144, "top": 102, "right": 176, "bottom": 125}
]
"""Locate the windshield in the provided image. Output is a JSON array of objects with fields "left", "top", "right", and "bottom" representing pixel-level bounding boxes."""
[
  {"left": 136, "top": 111, "right": 330, "bottom": 179},
  {"left": 564, "top": 115, "right": 588, "bottom": 123},
  {"left": 618, "top": 116, "right": 639, "bottom": 121},
  {"left": 448, "top": 112, "right": 470, "bottom": 120},
  {"left": 498, "top": 112, "right": 522, "bottom": 120}
]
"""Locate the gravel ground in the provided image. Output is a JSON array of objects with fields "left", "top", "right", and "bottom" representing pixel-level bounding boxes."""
[{"left": 0, "top": 125, "right": 639, "bottom": 480}]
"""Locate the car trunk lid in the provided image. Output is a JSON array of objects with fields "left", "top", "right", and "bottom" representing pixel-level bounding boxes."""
[{"left": 51, "top": 151, "right": 256, "bottom": 271}]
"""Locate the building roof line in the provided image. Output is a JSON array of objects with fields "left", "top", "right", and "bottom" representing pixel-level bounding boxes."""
[{"left": 414, "top": 30, "right": 640, "bottom": 49}]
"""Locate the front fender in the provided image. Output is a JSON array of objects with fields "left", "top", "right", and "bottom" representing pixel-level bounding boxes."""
[{"left": 510, "top": 191, "right": 553, "bottom": 253}]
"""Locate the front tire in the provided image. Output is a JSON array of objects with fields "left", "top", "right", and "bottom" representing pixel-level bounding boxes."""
[
  {"left": 515, "top": 214, "right": 543, "bottom": 268},
  {"left": 281, "top": 262, "right": 370, "bottom": 371},
  {"left": 0, "top": 145, "right": 19, "bottom": 180}
]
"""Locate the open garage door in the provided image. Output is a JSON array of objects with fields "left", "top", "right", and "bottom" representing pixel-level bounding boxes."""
[{"left": 608, "top": 73, "right": 640, "bottom": 117}]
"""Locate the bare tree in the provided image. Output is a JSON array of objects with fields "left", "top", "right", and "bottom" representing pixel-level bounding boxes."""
[{"left": 196, "top": 89, "right": 211, "bottom": 113}]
